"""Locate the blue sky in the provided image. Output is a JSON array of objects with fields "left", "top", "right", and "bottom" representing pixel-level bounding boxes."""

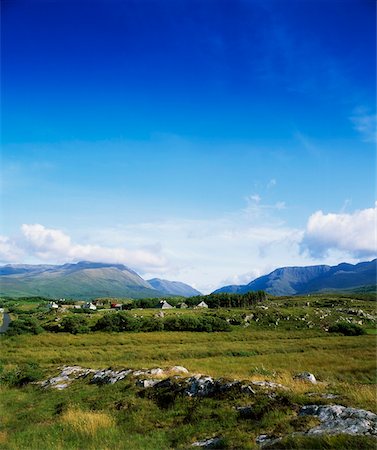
[{"left": 1, "top": 0, "right": 376, "bottom": 292}]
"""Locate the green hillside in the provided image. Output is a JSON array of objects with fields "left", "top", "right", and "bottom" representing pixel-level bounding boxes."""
[{"left": 0, "top": 262, "right": 164, "bottom": 299}]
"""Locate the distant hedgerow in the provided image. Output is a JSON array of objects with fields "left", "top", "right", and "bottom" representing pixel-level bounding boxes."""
[
  {"left": 92, "top": 312, "right": 231, "bottom": 333},
  {"left": 328, "top": 322, "right": 366, "bottom": 336}
]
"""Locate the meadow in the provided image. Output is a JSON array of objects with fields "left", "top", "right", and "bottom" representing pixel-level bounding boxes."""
[{"left": 0, "top": 294, "right": 376, "bottom": 449}]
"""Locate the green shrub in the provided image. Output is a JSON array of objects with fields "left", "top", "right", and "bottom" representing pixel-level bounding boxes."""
[
  {"left": 60, "top": 315, "right": 90, "bottom": 334},
  {"left": 6, "top": 317, "right": 44, "bottom": 335},
  {"left": 140, "top": 317, "right": 164, "bottom": 332},
  {"left": 0, "top": 361, "right": 43, "bottom": 387},
  {"left": 94, "top": 312, "right": 141, "bottom": 332},
  {"left": 328, "top": 322, "right": 366, "bottom": 336}
]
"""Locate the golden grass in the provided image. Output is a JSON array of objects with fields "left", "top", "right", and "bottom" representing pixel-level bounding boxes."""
[
  {"left": 60, "top": 407, "right": 115, "bottom": 435},
  {"left": 339, "top": 382, "right": 377, "bottom": 409},
  {"left": 0, "top": 431, "right": 8, "bottom": 445},
  {"left": 1, "top": 327, "right": 375, "bottom": 411}
]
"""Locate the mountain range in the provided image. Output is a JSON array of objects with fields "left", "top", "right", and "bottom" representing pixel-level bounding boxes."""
[
  {"left": 0, "top": 261, "right": 201, "bottom": 299},
  {"left": 213, "top": 259, "right": 377, "bottom": 296},
  {"left": 147, "top": 278, "right": 201, "bottom": 297},
  {"left": 0, "top": 259, "right": 375, "bottom": 300}
]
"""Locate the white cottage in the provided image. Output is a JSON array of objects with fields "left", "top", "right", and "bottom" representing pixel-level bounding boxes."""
[
  {"left": 82, "top": 302, "right": 97, "bottom": 311},
  {"left": 48, "top": 301, "right": 59, "bottom": 310},
  {"left": 196, "top": 301, "right": 208, "bottom": 309},
  {"left": 157, "top": 300, "right": 174, "bottom": 309}
]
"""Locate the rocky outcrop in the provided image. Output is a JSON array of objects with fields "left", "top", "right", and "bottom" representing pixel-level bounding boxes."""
[
  {"left": 300, "top": 404, "right": 377, "bottom": 436},
  {"left": 250, "top": 380, "right": 287, "bottom": 390},
  {"left": 191, "top": 437, "right": 223, "bottom": 448},
  {"left": 257, "top": 404, "right": 377, "bottom": 447},
  {"left": 39, "top": 365, "right": 377, "bottom": 446},
  {"left": 40, "top": 366, "right": 95, "bottom": 390},
  {"left": 40, "top": 365, "right": 190, "bottom": 389},
  {"left": 40, "top": 365, "right": 288, "bottom": 398}
]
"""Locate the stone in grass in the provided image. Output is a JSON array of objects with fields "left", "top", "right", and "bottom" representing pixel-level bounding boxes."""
[
  {"left": 191, "top": 437, "right": 223, "bottom": 448},
  {"left": 294, "top": 372, "right": 317, "bottom": 384},
  {"left": 186, "top": 376, "right": 216, "bottom": 397},
  {"left": 171, "top": 365, "right": 189, "bottom": 374},
  {"left": 255, "top": 435, "right": 281, "bottom": 447},
  {"left": 300, "top": 404, "right": 377, "bottom": 436},
  {"left": 136, "top": 379, "right": 160, "bottom": 388},
  {"left": 149, "top": 368, "right": 164, "bottom": 375}
]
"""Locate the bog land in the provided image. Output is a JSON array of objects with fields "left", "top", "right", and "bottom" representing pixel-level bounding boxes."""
[{"left": 0, "top": 293, "right": 376, "bottom": 449}]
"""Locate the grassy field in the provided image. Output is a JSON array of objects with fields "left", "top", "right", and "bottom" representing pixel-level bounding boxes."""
[{"left": 0, "top": 294, "right": 376, "bottom": 449}]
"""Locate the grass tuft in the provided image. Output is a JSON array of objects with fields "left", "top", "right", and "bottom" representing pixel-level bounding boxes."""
[{"left": 60, "top": 406, "right": 115, "bottom": 435}]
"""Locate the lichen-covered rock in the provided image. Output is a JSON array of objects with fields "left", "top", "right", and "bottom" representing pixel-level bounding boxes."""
[
  {"left": 136, "top": 379, "right": 160, "bottom": 388},
  {"left": 149, "top": 368, "right": 164, "bottom": 375},
  {"left": 250, "top": 380, "right": 287, "bottom": 390},
  {"left": 41, "top": 376, "right": 70, "bottom": 389},
  {"left": 300, "top": 404, "right": 377, "bottom": 436},
  {"left": 186, "top": 376, "right": 216, "bottom": 397},
  {"left": 41, "top": 366, "right": 95, "bottom": 389},
  {"left": 294, "top": 372, "right": 317, "bottom": 384},
  {"left": 171, "top": 365, "right": 189, "bottom": 374},
  {"left": 91, "top": 369, "right": 133, "bottom": 384},
  {"left": 191, "top": 437, "right": 223, "bottom": 448},
  {"left": 256, "top": 434, "right": 281, "bottom": 447}
]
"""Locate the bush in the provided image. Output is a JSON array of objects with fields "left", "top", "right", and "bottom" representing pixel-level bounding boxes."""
[
  {"left": 94, "top": 312, "right": 141, "bottom": 332},
  {"left": 0, "top": 361, "right": 43, "bottom": 387},
  {"left": 140, "top": 317, "right": 164, "bottom": 332},
  {"left": 93, "top": 313, "right": 231, "bottom": 333},
  {"left": 60, "top": 315, "right": 90, "bottom": 334},
  {"left": 6, "top": 317, "right": 44, "bottom": 336},
  {"left": 328, "top": 322, "right": 366, "bottom": 336},
  {"left": 163, "top": 315, "right": 200, "bottom": 331}
]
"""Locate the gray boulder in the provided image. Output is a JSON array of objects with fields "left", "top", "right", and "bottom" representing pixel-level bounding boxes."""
[
  {"left": 91, "top": 369, "right": 132, "bottom": 384},
  {"left": 191, "top": 437, "right": 223, "bottom": 448},
  {"left": 300, "top": 404, "right": 377, "bottom": 436},
  {"left": 136, "top": 379, "right": 160, "bottom": 388},
  {"left": 294, "top": 372, "right": 317, "bottom": 384},
  {"left": 186, "top": 376, "right": 216, "bottom": 397},
  {"left": 171, "top": 365, "right": 189, "bottom": 374}
]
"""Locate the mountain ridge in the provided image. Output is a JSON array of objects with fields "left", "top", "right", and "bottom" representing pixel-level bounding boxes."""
[
  {"left": 0, "top": 261, "right": 172, "bottom": 299},
  {"left": 147, "top": 278, "right": 202, "bottom": 297},
  {"left": 213, "top": 259, "right": 377, "bottom": 296}
]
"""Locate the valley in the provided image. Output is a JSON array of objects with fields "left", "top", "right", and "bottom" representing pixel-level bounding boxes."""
[{"left": 0, "top": 292, "right": 376, "bottom": 449}]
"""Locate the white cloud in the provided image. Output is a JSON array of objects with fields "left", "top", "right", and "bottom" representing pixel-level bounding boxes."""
[
  {"left": 13, "top": 224, "right": 168, "bottom": 272},
  {"left": 219, "top": 269, "right": 262, "bottom": 287},
  {"left": 0, "top": 235, "right": 24, "bottom": 262},
  {"left": 350, "top": 109, "right": 377, "bottom": 143},
  {"left": 21, "top": 224, "right": 72, "bottom": 257},
  {"left": 83, "top": 200, "right": 305, "bottom": 293},
  {"left": 301, "top": 203, "right": 377, "bottom": 258},
  {"left": 2, "top": 202, "right": 375, "bottom": 294},
  {"left": 249, "top": 194, "right": 261, "bottom": 203}
]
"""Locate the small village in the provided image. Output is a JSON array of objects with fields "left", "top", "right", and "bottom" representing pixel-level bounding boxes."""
[{"left": 47, "top": 299, "right": 209, "bottom": 312}]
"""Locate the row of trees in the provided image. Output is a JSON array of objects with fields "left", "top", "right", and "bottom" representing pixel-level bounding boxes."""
[{"left": 7, "top": 312, "right": 232, "bottom": 335}]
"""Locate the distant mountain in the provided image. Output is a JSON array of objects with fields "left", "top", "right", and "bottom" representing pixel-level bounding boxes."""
[
  {"left": 0, "top": 261, "right": 164, "bottom": 300},
  {"left": 148, "top": 278, "right": 201, "bottom": 297},
  {"left": 213, "top": 259, "right": 377, "bottom": 296}
]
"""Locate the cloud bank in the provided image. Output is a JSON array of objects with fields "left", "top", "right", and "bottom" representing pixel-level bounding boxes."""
[
  {"left": 350, "top": 109, "right": 377, "bottom": 143},
  {"left": 3, "top": 224, "right": 167, "bottom": 273},
  {"left": 301, "top": 203, "right": 377, "bottom": 258},
  {"left": 1, "top": 202, "right": 375, "bottom": 293}
]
